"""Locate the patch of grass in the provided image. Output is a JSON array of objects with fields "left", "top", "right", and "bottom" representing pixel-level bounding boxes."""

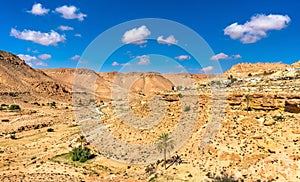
[{"left": 184, "top": 106, "right": 191, "bottom": 112}]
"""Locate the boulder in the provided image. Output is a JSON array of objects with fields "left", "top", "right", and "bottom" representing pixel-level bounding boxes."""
[{"left": 284, "top": 99, "right": 300, "bottom": 113}]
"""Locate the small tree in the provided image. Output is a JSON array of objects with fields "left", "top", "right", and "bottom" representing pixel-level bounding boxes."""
[
  {"left": 77, "top": 135, "right": 87, "bottom": 149},
  {"left": 157, "top": 133, "right": 174, "bottom": 169}
]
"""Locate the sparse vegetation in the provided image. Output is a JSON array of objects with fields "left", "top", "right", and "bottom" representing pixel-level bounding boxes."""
[
  {"left": 10, "top": 133, "right": 16, "bottom": 140},
  {"left": 9, "top": 104, "right": 20, "bottom": 111},
  {"left": 47, "top": 128, "right": 54, "bottom": 132},
  {"left": 273, "top": 115, "right": 284, "bottom": 121},
  {"left": 50, "top": 102, "right": 56, "bottom": 107},
  {"left": 178, "top": 93, "right": 183, "bottom": 98},
  {"left": 184, "top": 105, "right": 191, "bottom": 112}
]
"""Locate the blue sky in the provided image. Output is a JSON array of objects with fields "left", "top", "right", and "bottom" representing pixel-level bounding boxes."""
[{"left": 1, "top": 0, "right": 299, "bottom": 73}]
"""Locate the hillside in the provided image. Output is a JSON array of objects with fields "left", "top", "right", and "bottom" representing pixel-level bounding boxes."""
[{"left": 0, "top": 51, "right": 71, "bottom": 102}]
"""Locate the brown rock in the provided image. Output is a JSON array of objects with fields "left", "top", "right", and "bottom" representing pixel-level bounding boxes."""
[{"left": 284, "top": 99, "right": 300, "bottom": 113}]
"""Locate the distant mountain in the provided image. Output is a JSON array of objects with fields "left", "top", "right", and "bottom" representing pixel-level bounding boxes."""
[{"left": 224, "top": 62, "right": 288, "bottom": 78}]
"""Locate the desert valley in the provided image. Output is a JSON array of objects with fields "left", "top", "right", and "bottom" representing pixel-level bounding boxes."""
[{"left": 0, "top": 50, "right": 300, "bottom": 181}]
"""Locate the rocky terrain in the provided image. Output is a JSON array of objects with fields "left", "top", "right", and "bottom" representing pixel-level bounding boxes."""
[{"left": 0, "top": 50, "right": 300, "bottom": 181}]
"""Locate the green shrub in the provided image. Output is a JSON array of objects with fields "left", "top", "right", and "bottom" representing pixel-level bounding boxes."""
[
  {"left": 10, "top": 134, "right": 16, "bottom": 140},
  {"left": 50, "top": 102, "right": 56, "bottom": 107},
  {"left": 184, "top": 106, "right": 191, "bottom": 112},
  {"left": 47, "top": 128, "right": 54, "bottom": 132},
  {"left": 9, "top": 104, "right": 21, "bottom": 111},
  {"left": 273, "top": 115, "right": 284, "bottom": 121},
  {"left": 71, "top": 147, "right": 93, "bottom": 163}
]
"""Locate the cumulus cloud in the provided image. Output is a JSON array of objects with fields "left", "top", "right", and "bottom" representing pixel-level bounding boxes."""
[
  {"left": 112, "top": 61, "right": 119, "bottom": 66},
  {"left": 38, "top": 54, "right": 51, "bottom": 60},
  {"left": 58, "top": 25, "right": 74, "bottom": 31},
  {"left": 27, "top": 3, "right": 49, "bottom": 16},
  {"left": 233, "top": 54, "right": 242, "bottom": 59},
  {"left": 137, "top": 55, "right": 150, "bottom": 65},
  {"left": 10, "top": 28, "right": 66, "bottom": 46},
  {"left": 210, "top": 53, "right": 242, "bottom": 61},
  {"left": 201, "top": 66, "right": 214, "bottom": 73},
  {"left": 175, "top": 55, "right": 191, "bottom": 61},
  {"left": 224, "top": 14, "right": 291, "bottom": 44},
  {"left": 70, "top": 55, "right": 80, "bottom": 60},
  {"left": 17, "top": 54, "right": 47, "bottom": 67},
  {"left": 55, "top": 5, "right": 87, "bottom": 21},
  {"left": 157, "top": 35, "right": 178, "bottom": 45},
  {"left": 122, "top": 25, "right": 151, "bottom": 44}
]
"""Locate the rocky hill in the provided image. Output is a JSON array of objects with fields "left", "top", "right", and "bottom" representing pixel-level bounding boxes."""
[
  {"left": 292, "top": 60, "right": 300, "bottom": 68},
  {"left": 0, "top": 51, "right": 71, "bottom": 102}
]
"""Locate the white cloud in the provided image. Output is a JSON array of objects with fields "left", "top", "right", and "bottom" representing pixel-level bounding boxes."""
[
  {"left": 38, "top": 54, "right": 51, "bottom": 60},
  {"left": 10, "top": 28, "right": 66, "bottom": 46},
  {"left": 27, "top": 3, "right": 49, "bottom": 16},
  {"left": 112, "top": 61, "right": 119, "bottom": 66},
  {"left": 55, "top": 5, "right": 87, "bottom": 21},
  {"left": 74, "top": 33, "right": 82, "bottom": 37},
  {"left": 157, "top": 35, "right": 178, "bottom": 45},
  {"left": 137, "top": 55, "right": 150, "bottom": 65},
  {"left": 201, "top": 66, "right": 213, "bottom": 73},
  {"left": 70, "top": 55, "right": 80, "bottom": 60},
  {"left": 17, "top": 54, "right": 47, "bottom": 67},
  {"left": 210, "top": 52, "right": 242, "bottom": 61},
  {"left": 175, "top": 55, "right": 191, "bottom": 61},
  {"left": 233, "top": 54, "right": 242, "bottom": 59},
  {"left": 58, "top": 25, "right": 74, "bottom": 31},
  {"left": 122, "top": 25, "right": 151, "bottom": 44},
  {"left": 224, "top": 14, "right": 291, "bottom": 44},
  {"left": 210, "top": 53, "right": 229, "bottom": 61},
  {"left": 176, "top": 65, "right": 184, "bottom": 69},
  {"left": 121, "top": 63, "right": 131, "bottom": 67}
]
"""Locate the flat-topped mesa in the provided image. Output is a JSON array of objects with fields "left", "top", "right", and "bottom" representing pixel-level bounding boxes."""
[{"left": 225, "top": 62, "right": 288, "bottom": 78}]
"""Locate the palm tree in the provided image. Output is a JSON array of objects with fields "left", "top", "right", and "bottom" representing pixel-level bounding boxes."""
[
  {"left": 244, "top": 94, "right": 252, "bottom": 112},
  {"left": 157, "top": 133, "right": 174, "bottom": 169},
  {"left": 77, "top": 135, "right": 87, "bottom": 149}
]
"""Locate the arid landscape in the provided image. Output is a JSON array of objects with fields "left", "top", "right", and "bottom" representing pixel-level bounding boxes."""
[{"left": 1, "top": 50, "right": 300, "bottom": 181}]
